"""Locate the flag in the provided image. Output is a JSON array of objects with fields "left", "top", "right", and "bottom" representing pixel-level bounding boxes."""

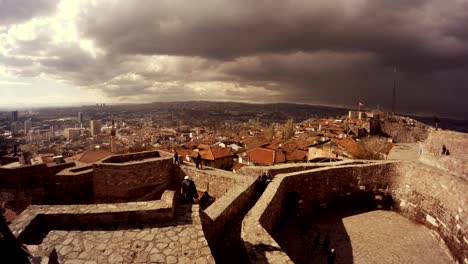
[{"left": 358, "top": 102, "right": 364, "bottom": 107}]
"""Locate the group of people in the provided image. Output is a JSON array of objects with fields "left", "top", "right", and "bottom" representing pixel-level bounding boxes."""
[
  {"left": 180, "top": 176, "right": 215, "bottom": 209},
  {"left": 173, "top": 150, "right": 203, "bottom": 169},
  {"left": 256, "top": 171, "right": 272, "bottom": 192}
]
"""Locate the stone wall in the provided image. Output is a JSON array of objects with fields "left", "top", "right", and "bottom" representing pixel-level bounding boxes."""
[
  {"left": 177, "top": 165, "right": 244, "bottom": 198},
  {"left": 54, "top": 165, "right": 94, "bottom": 204},
  {"left": 420, "top": 129, "right": 468, "bottom": 178},
  {"left": 241, "top": 161, "right": 467, "bottom": 263},
  {"left": 394, "top": 162, "right": 467, "bottom": 263},
  {"left": 93, "top": 151, "right": 175, "bottom": 203},
  {"left": 0, "top": 162, "right": 76, "bottom": 204},
  {"left": 10, "top": 190, "right": 176, "bottom": 244},
  {"left": 236, "top": 160, "right": 367, "bottom": 178},
  {"left": 199, "top": 176, "right": 257, "bottom": 242}
]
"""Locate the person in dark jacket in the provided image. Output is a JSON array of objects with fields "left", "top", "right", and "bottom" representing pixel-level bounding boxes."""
[
  {"left": 196, "top": 153, "right": 202, "bottom": 169},
  {"left": 174, "top": 150, "right": 179, "bottom": 165}
]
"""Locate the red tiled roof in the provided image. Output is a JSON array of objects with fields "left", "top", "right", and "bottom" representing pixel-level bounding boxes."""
[
  {"left": 286, "top": 149, "right": 307, "bottom": 162},
  {"left": 232, "top": 163, "right": 246, "bottom": 172},
  {"left": 281, "top": 141, "right": 298, "bottom": 153},
  {"left": 241, "top": 137, "right": 270, "bottom": 149},
  {"left": 190, "top": 146, "right": 232, "bottom": 160},
  {"left": 245, "top": 148, "right": 275, "bottom": 166},
  {"left": 332, "top": 138, "right": 360, "bottom": 157},
  {"left": 68, "top": 150, "right": 113, "bottom": 164},
  {"left": 265, "top": 140, "right": 280, "bottom": 150},
  {"left": 274, "top": 150, "right": 286, "bottom": 164},
  {"left": 245, "top": 148, "right": 286, "bottom": 166}
]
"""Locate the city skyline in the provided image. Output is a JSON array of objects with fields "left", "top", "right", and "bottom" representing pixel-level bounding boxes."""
[{"left": 1, "top": 0, "right": 468, "bottom": 119}]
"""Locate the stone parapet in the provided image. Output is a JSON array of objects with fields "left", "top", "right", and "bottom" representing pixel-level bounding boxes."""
[{"left": 9, "top": 190, "right": 176, "bottom": 245}]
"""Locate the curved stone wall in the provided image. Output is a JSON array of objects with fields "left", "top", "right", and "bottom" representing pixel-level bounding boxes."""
[{"left": 242, "top": 161, "right": 467, "bottom": 263}]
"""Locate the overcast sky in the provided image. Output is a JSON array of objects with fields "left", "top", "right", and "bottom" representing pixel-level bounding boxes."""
[{"left": 0, "top": 0, "right": 467, "bottom": 118}]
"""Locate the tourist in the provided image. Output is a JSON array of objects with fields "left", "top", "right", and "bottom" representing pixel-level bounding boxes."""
[
  {"left": 174, "top": 150, "right": 179, "bottom": 165},
  {"left": 196, "top": 153, "right": 202, "bottom": 169},
  {"left": 199, "top": 191, "right": 215, "bottom": 210},
  {"left": 181, "top": 176, "right": 197, "bottom": 203},
  {"left": 442, "top": 145, "right": 447, "bottom": 155},
  {"left": 327, "top": 248, "right": 336, "bottom": 264}
]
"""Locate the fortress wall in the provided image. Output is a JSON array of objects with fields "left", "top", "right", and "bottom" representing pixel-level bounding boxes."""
[
  {"left": 200, "top": 176, "right": 257, "bottom": 242},
  {"left": 177, "top": 165, "right": 244, "bottom": 198},
  {"left": 0, "top": 162, "right": 76, "bottom": 204},
  {"left": 420, "top": 129, "right": 468, "bottom": 178},
  {"left": 242, "top": 161, "right": 467, "bottom": 263},
  {"left": 93, "top": 152, "right": 174, "bottom": 203},
  {"left": 394, "top": 162, "right": 467, "bottom": 263},
  {"left": 282, "top": 163, "right": 398, "bottom": 213},
  {"left": 53, "top": 165, "right": 94, "bottom": 204},
  {"left": 11, "top": 191, "right": 176, "bottom": 244},
  {"left": 236, "top": 160, "right": 370, "bottom": 178}
]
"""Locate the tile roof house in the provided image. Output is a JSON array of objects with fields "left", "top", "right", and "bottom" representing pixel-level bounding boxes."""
[
  {"left": 190, "top": 145, "right": 233, "bottom": 170},
  {"left": 242, "top": 148, "right": 286, "bottom": 166},
  {"left": 66, "top": 150, "right": 113, "bottom": 165}
]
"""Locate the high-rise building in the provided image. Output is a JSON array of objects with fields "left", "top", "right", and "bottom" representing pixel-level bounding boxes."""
[
  {"left": 8, "top": 110, "right": 18, "bottom": 122},
  {"left": 90, "top": 120, "right": 102, "bottom": 137},
  {"left": 78, "top": 112, "right": 84, "bottom": 125},
  {"left": 24, "top": 119, "right": 32, "bottom": 134},
  {"left": 63, "top": 128, "right": 81, "bottom": 141},
  {"left": 10, "top": 121, "right": 21, "bottom": 135}
]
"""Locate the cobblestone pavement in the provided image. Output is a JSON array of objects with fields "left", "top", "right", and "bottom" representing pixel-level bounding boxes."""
[
  {"left": 275, "top": 210, "right": 454, "bottom": 264},
  {"left": 26, "top": 205, "right": 214, "bottom": 264}
]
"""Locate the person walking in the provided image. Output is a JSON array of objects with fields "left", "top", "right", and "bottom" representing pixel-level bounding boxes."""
[
  {"left": 196, "top": 153, "right": 202, "bottom": 169},
  {"left": 174, "top": 150, "right": 179, "bottom": 165}
]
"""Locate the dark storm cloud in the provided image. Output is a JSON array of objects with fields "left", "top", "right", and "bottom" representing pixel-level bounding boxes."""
[
  {"left": 0, "top": 0, "right": 58, "bottom": 25},
  {"left": 1, "top": 0, "right": 468, "bottom": 118},
  {"left": 78, "top": 0, "right": 468, "bottom": 71}
]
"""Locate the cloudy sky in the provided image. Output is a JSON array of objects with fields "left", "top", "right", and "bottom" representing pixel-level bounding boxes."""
[{"left": 0, "top": 0, "right": 467, "bottom": 118}]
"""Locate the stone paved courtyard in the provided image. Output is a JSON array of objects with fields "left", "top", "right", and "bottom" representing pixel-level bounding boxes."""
[
  {"left": 26, "top": 205, "right": 214, "bottom": 264},
  {"left": 274, "top": 210, "right": 454, "bottom": 264}
]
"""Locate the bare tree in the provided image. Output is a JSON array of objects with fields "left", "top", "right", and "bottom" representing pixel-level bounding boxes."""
[{"left": 283, "top": 119, "right": 294, "bottom": 140}]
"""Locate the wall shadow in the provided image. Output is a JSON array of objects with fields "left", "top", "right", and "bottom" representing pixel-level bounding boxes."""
[{"left": 270, "top": 190, "right": 393, "bottom": 264}]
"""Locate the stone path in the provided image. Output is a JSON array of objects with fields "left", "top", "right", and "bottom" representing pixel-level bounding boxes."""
[
  {"left": 274, "top": 210, "right": 454, "bottom": 264},
  {"left": 26, "top": 205, "right": 214, "bottom": 264}
]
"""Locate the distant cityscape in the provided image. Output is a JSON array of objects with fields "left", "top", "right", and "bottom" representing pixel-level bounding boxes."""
[{"left": 0, "top": 101, "right": 437, "bottom": 171}]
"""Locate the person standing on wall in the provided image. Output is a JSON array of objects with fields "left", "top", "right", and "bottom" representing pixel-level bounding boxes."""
[
  {"left": 174, "top": 149, "right": 179, "bottom": 165},
  {"left": 196, "top": 153, "right": 202, "bottom": 169}
]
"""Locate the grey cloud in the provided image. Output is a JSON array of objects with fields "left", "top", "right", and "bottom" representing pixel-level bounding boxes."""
[
  {"left": 1, "top": 0, "right": 467, "bottom": 118},
  {"left": 0, "top": 0, "right": 58, "bottom": 25}
]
